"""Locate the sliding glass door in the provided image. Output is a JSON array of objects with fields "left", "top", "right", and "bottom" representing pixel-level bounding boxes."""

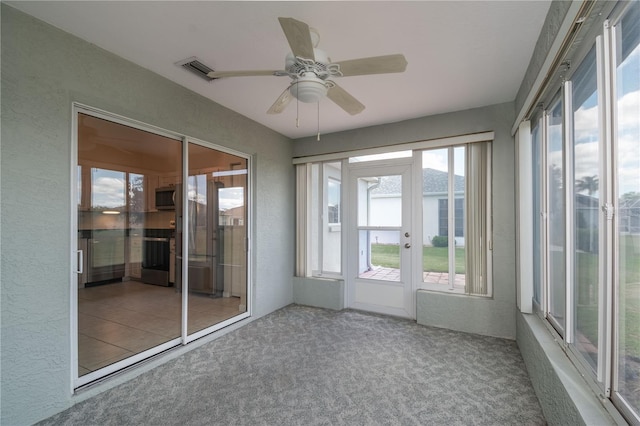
[
  {"left": 75, "top": 107, "right": 249, "bottom": 386},
  {"left": 182, "top": 142, "right": 248, "bottom": 337}
]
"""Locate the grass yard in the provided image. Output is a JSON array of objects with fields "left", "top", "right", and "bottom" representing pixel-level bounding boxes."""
[{"left": 370, "top": 244, "right": 465, "bottom": 273}]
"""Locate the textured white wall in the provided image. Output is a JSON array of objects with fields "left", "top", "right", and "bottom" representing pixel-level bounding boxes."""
[{"left": 1, "top": 5, "right": 294, "bottom": 424}]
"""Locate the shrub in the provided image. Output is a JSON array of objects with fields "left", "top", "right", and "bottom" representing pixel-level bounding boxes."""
[{"left": 431, "top": 236, "right": 448, "bottom": 247}]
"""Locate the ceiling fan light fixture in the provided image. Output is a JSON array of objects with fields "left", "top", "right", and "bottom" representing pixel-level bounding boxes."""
[{"left": 290, "top": 72, "right": 328, "bottom": 103}]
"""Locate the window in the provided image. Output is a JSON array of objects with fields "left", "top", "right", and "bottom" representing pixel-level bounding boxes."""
[
  {"left": 327, "top": 178, "right": 341, "bottom": 224},
  {"left": 297, "top": 161, "right": 342, "bottom": 277},
  {"left": 571, "top": 45, "right": 601, "bottom": 372},
  {"left": 613, "top": 2, "right": 640, "bottom": 419},
  {"left": 546, "top": 96, "right": 566, "bottom": 334},
  {"left": 438, "top": 198, "right": 464, "bottom": 237},
  {"left": 529, "top": 3, "right": 640, "bottom": 421},
  {"left": 422, "top": 143, "right": 491, "bottom": 296}
]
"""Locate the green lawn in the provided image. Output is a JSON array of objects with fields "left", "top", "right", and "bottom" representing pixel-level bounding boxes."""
[
  {"left": 371, "top": 239, "right": 637, "bottom": 360},
  {"left": 574, "top": 235, "right": 639, "bottom": 362},
  {"left": 370, "top": 244, "right": 465, "bottom": 273}
]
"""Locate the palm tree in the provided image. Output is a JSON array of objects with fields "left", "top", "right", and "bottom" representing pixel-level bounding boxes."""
[
  {"left": 576, "top": 175, "right": 599, "bottom": 196},
  {"left": 575, "top": 175, "right": 599, "bottom": 254}
]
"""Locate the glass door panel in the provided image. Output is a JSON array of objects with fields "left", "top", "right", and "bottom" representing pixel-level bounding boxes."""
[
  {"left": 77, "top": 113, "right": 182, "bottom": 379},
  {"left": 349, "top": 166, "right": 413, "bottom": 318},
  {"left": 182, "top": 143, "right": 248, "bottom": 335}
]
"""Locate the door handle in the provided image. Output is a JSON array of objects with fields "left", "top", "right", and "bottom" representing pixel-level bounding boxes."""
[
  {"left": 404, "top": 243, "right": 411, "bottom": 249},
  {"left": 76, "top": 250, "right": 83, "bottom": 274}
]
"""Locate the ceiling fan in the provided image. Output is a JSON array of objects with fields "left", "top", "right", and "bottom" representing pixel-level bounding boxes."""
[{"left": 207, "top": 17, "right": 408, "bottom": 116}]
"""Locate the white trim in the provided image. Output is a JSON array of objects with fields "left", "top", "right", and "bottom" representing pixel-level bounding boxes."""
[
  {"left": 292, "top": 132, "right": 494, "bottom": 165},
  {"left": 600, "top": 19, "right": 616, "bottom": 395},
  {"left": 70, "top": 105, "right": 80, "bottom": 394},
  {"left": 181, "top": 137, "right": 189, "bottom": 344},
  {"left": 76, "top": 338, "right": 181, "bottom": 388},
  {"left": 511, "top": 1, "right": 587, "bottom": 135},
  {"left": 447, "top": 147, "right": 455, "bottom": 290},
  {"left": 563, "top": 80, "right": 574, "bottom": 345},
  {"left": 516, "top": 120, "right": 533, "bottom": 314}
]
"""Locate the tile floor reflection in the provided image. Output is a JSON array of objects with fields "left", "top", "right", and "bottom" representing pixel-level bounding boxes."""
[{"left": 78, "top": 280, "right": 243, "bottom": 375}]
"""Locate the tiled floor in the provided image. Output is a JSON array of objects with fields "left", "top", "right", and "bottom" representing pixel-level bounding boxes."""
[
  {"left": 359, "top": 267, "right": 466, "bottom": 291},
  {"left": 78, "top": 280, "right": 243, "bottom": 376}
]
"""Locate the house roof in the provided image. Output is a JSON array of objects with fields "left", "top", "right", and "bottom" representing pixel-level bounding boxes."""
[{"left": 371, "top": 168, "right": 464, "bottom": 196}]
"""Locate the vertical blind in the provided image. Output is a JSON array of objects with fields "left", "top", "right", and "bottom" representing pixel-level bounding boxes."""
[{"left": 465, "top": 142, "right": 491, "bottom": 296}]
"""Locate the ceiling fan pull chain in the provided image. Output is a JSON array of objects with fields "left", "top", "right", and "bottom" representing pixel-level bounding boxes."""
[
  {"left": 317, "top": 101, "right": 321, "bottom": 141},
  {"left": 296, "top": 84, "right": 300, "bottom": 128}
]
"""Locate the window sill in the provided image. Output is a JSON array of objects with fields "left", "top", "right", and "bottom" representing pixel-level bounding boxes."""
[
  {"left": 517, "top": 312, "right": 626, "bottom": 425},
  {"left": 417, "top": 283, "right": 491, "bottom": 298}
]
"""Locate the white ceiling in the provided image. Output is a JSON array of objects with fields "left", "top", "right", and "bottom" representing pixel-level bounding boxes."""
[{"left": 9, "top": 1, "right": 551, "bottom": 139}]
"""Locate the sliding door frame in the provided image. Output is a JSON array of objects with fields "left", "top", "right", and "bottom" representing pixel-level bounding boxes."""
[{"left": 70, "top": 103, "right": 252, "bottom": 390}]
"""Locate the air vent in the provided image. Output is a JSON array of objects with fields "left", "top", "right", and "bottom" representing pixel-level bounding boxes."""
[{"left": 175, "top": 57, "right": 216, "bottom": 81}]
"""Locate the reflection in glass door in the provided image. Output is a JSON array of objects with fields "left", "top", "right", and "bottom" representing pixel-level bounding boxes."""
[
  {"left": 75, "top": 109, "right": 250, "bottom": 385},
  {"left": 181, "top": 143, "right": 248, "bottom": 337},
  {"left": 77, "top": 112, "right": 183, "bottom": 381},
  {"left": 348, "top": 165, "right": 413, "bottom": 318}
]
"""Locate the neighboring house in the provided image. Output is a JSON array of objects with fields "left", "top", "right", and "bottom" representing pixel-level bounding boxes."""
[{"left": 368, "top": 168, "right": 465, "bottom": 246}]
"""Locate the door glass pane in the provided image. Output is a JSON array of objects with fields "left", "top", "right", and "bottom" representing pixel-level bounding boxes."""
[
  {"left": 615, "top": 2, "right": 640, "bottom": 415},
  {"left": 357, "top": 175, "right": 402, "bottom": 281},
  {"left": 421, "top": 148, "right": 466, "bottom": 290},
  {"left": 572, "top": 46, "right": 600, "bottom": 371},
  {"left": 182, "top": 143, "right": 248, "bottom": 335},
  {"left": 547, "top": 99, "right": 566, "bottom": 333},
  {"left": 360, "top": 175, "right": 402, "bottom": 227},
  {"left": 77, "top": 113, "right": 182, "bottom": 377},
  {"left": 359, "top": 230, "right": 401, "bottom": 281}
]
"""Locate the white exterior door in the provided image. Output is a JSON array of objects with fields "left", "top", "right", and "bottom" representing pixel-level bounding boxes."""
[{"left": 346, "top": 162, "right": 414, "bottom": 318}]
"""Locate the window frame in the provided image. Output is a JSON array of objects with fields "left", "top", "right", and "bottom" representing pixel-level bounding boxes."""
[{"left": 528, "top": 3, "right": 640, "bottom": 421}]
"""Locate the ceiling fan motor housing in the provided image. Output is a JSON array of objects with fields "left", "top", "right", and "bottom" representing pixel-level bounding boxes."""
[
  {"left": 289, "top": 72, "right": 329, "bottom": 103},
  {"left": 284, "top": 48, "right": 336, "bottom": 103}
]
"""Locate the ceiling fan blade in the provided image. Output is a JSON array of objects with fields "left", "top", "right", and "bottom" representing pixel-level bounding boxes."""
[
  {"left": 334, "top": 54, "right": 408, "bottom": 77},
  {"left": 278, "top": 17, "right": 315, "bottom": 61},
  {"left": 267, "top": 87, "right": 293, "bottom": 114},
  {"left": 207, "top": 70, "right": 284, "bottom": 79},
  {"left": 327, "top": 83, "right": 365, "bottom": 115}
]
